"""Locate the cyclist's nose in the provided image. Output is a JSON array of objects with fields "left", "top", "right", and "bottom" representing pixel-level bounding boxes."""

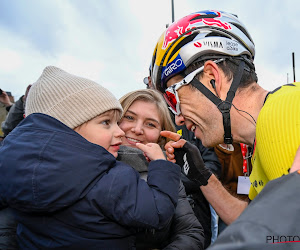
[{"left": 175, "top": 114, "right": 185, "bottom": 126}]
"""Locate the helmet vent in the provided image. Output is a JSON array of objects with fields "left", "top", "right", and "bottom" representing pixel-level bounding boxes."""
[{"left": 230, "top": 22, "right": 254, "bottom": 44}]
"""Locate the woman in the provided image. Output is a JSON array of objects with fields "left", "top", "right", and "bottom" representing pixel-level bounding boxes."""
[{"left": 117, "top": 89, "right": 204, "bottom": 249}]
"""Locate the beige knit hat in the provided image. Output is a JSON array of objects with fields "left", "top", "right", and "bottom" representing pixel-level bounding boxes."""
[{"left": 25, "top": 66, "right": 123, "bottom": 129}]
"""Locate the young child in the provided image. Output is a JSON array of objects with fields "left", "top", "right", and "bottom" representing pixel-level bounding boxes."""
[{"left": 0, "top": 66, "right": 181, "bottom": 249}]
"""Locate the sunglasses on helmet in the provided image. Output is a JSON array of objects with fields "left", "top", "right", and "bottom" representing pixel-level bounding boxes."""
[{"left": 163, "top": 58, "right": 224, "bottom": 115}]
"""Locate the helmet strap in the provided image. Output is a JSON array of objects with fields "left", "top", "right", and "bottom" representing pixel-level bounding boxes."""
[{"left": 189, "top": 60, "right": 246, "bottom": 144}]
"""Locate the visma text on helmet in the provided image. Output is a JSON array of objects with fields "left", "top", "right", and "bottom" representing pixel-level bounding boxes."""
[
  {"left": 200, "top": 41, "right": 238, "bottom": 51},
  {"left": 202, "top": 41, "right": 223, "bottom": 48},
  {"left": 164, "top": 59, "right": 183, "bottom": 77}
]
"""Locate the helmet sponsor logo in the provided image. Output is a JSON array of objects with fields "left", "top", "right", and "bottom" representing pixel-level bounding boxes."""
[
  {"left": 163, "top": 11, "right": 231, "bottom": 49},
  {"left": 194, "top": 40, "right": 239, "bottom": 51},
  {"left": 226, "top": 41, "right": 238, "bottom": 51},
  {"left": 202, "top": 41, "right": 223, "bottom": 48},
  {"left": 164, "top": 59, "right": 183, "bottom": 77},
  {"left": 194, "top": 42, "right": 202, "bottom": 48}
]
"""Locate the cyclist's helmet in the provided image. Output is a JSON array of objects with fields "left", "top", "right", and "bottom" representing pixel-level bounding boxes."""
[{"left": 151, "top": 10, "right": 255, "bottom": 92}]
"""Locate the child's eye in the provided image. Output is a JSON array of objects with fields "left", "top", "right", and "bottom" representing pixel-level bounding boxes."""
[{"left": 101, "top": 120, "right": 110, "bottom": 126}]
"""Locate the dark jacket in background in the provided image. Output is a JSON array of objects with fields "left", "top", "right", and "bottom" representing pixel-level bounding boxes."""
[
  {"left": 176, "top": 125, "right": 222, "bottom": 248},
  {"left": 118, "top": 146, "right": 205, "bottom": 249},
  {"left": 1, "top": 95, "right": 25, "bottom": 137},
  {"left": 0, "top": 207, "right": 18, "bottom": 249},
  {"left": 0, "top": 114, "right": 180, "bottom": 249}
]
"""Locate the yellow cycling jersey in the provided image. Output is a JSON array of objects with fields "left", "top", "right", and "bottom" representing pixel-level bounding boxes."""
[{"left": 249, "top": 82, "right": 300, "bottom": 200}]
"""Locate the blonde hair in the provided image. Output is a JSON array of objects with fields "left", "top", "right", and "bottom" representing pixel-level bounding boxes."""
[{"left": 119, "top": 89, "right": 175, "bottom": 148}]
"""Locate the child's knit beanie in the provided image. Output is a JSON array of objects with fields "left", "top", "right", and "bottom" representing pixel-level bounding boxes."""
[{"left": 25, "top": 66, "right": 122, "bottom": 129}]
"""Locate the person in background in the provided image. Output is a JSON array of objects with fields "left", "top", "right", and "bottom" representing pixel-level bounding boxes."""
[
  {"left": 214, "top": 143, "right": 252, "bottom": 233},
  {"left": 1, "top": 84, "right": 31, "bottom": 137},
  {"left": 143, "top": 76, "right": 153, "bottom": 89},
  {"left": 118, "top": 89, "right": 204, "bottom": 249},
  {"left": 0, "top": 89, "right": 13, "bottom": 112},
  {"left": 0, "top": 66, "right": 181, "bottom": 249}
]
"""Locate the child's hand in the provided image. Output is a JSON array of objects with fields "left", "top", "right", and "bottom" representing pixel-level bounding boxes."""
[
  {"left": 160, "top": 130, "right": 187, "bottom": 163},
  {"left": 136, "top": 143, "right": 165, "bottom": 161}
]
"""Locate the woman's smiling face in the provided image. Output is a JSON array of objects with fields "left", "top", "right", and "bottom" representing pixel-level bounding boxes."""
[{"left": 118, "top": 100, "right": 162, "bottom": 147}]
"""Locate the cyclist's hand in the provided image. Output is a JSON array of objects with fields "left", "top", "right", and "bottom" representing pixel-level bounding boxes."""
[
  {"left": 161, "top": 130, "right": 184, "bottom": 163},
  {"left": 174, "top": 141, "right": 212, "bottom": 186}
]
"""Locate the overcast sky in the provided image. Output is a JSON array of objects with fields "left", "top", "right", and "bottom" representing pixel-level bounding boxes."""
[{"left": 0, "top": 0, "right": 299, "bottom": 100}]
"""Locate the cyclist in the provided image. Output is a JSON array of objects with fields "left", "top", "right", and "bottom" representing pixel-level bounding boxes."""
[{"left": 150, "top": 10, "right": 300, "bottom": 225}]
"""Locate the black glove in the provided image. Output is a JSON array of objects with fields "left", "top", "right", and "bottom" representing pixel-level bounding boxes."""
[{"left": 174, "top": 141, "right": 212, "bottom": 186}]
